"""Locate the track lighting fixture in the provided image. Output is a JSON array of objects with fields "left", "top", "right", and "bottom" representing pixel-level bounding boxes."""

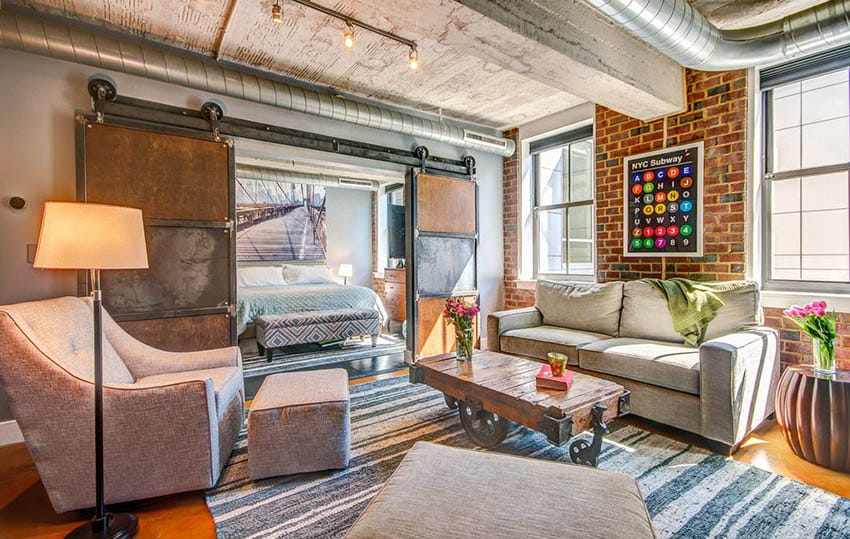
[
  {"left": 408, "top": 47, "right": 419, "bottom": 70},
  {"left": 343, "top": 22, "right": 355, "bottom": 48},
  {"left": 272, "top": 0, "right": 419, "bottom": 69}
]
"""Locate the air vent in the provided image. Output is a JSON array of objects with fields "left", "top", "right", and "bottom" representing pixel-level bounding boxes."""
[
  {"left": 338, "top": 178, "right": 377, "bottom": 190},
  {"left": 463, "top": 129, "right": 511, "bottom": 151}
]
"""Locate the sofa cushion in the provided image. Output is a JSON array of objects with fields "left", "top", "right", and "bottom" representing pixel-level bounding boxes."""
[
  {"left": 136, "top": 366, "right": 243, "bottom": 419},
  {"left": 500, "top": 325, "right": 609, "bottom": 366},
  {"left": 619, "top": 280, "right": 761, "bottom": 344},
  {"left": 535, "top": 280, "right": 624, "bottom": 336},
  {"left": 579, "top": 338, "right": 701, "bottom": 395}
]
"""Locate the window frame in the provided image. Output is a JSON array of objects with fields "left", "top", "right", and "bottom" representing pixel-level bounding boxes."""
[
  {"left": 761, "top": 77, "right": 850, "bottom": 294},
  {"left": 531, "top": 127, "right": 596, "bottom": 280}
]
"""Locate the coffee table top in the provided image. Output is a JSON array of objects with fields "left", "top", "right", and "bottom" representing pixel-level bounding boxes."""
[{"left": 415, "top": 350, "right": 624, "bottom": 417}]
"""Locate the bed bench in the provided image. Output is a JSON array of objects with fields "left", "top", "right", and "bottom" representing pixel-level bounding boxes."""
[{"left": 256, "top": 308, "right": 382, "bottom": 361}]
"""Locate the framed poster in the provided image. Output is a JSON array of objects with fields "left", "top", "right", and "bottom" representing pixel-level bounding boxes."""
[{"left": 623, "top": 142, "right": 704, "bottom": 257}]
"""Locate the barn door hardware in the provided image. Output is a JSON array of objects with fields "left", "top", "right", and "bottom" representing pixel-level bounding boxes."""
[
  {"left": 414, "top": 145, "right": 429, "bottom": 171},
  {"left": 201, "top": 101, "right": 225, "bottom": 141},
  {"left": 463, "top": 155, "right": 476, "bottom": 178},
  {"left": 87, "top": 76, "right": 117, "bottom": 124}
]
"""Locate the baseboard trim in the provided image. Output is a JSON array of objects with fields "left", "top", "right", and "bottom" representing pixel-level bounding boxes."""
[{"left": 0, "top": 419, "right": 23, "bottom": 447}]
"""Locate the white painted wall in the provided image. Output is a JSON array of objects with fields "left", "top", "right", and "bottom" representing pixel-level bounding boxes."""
[
  {"left": 0, "top": 48, "right": 504, "bottom": 425},
  {"left": 325, "top": 187, "right": 372, "bottom": 287}
]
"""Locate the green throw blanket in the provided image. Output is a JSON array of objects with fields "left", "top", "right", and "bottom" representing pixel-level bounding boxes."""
[{"left": 641, "top": 278, "right": 748, "bottom": 347}]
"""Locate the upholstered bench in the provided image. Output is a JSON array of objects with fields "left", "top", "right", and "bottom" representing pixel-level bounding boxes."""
[
  {"left": 248, "top": 369, "right": 351, "bottom": 480},
  {"left": 346, "top": 442, "right": 655, "bottom": 539},
  {"left": 256, "top": 308, "right": 382, "bottom": 361}
]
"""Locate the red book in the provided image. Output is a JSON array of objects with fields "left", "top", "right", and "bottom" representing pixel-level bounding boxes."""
[{"left": 536, "top": 365, "right": 574, "bottom": 391}]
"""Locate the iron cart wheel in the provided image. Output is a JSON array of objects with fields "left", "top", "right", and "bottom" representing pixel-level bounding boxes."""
[
  {"left": 458, "top": 400, "right": 508, "bottom": 448},
  {"left": 444, "top": 393, "right": 459, "bottom": 410}
]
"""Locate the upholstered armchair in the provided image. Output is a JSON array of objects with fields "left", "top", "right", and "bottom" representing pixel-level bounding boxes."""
[{"left": 0, "top": 296, "right": 244, "bottom": 513}]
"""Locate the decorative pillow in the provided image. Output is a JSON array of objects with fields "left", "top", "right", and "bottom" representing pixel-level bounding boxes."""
[
  {"left": 535, "top": 280, "right": 624, "bottom": 337},
  {"left": 237, "top": 266, "right": 286, "bottom": 288},
  {"left": 282, "top": 264, "right": 336, "bottom": 285}
]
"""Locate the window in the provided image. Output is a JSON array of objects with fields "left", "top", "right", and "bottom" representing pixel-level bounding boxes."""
[
  {"left": 531, "top": 126, "right": 595, "bottom": 277},
  {"left": 763, "top": 66, "right": 850, "bottom": 290}
]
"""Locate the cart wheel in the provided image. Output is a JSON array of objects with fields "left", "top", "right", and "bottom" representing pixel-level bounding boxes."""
[
  {"left": 459, "top": 400, "right": 508, "bottom": 448},
  {"left": 444, "top": 394, "right": 459, "bottom": 410}
]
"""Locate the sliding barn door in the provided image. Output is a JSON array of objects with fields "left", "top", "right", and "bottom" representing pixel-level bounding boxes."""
[
  {"left": 76, "top": 117, "right": 236, "bottom": 351},
  {"left": 405, "top": 170, "right": 478, "bottom": 362}
]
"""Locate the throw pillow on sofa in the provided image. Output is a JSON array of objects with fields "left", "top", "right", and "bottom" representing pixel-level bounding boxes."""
[{"left": 535, "top": 280, "right": 624, "bottom": 337}]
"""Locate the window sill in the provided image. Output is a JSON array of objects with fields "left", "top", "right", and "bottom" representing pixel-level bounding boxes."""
[
  {"left": 514, "top": 275, "right": 596, "bottom": 290},
  {"left": 515, "top": 279, "right": 537, "bottom": 291},
  {"left": 761, "top": 290, "right": 850, "bottom": 314}
]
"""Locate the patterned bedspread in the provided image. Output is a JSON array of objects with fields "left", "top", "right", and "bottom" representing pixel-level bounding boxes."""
[{"left": 236, "top": 284, "right": 386, "bottom": 335}]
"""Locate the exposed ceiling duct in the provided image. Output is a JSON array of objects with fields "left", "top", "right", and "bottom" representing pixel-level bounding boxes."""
[
  {"left": 0, "top": 6, "right": 515, "bottom": 157},
  {"left": 236, "top": 164, "right": 379, "bottom": 191},
  {"left": 582, "top": 0, "right": 850, "bottom": 70}
]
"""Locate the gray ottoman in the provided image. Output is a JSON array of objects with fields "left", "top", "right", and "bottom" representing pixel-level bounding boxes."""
[
  {"left": 248, "top": 369, "right": 351, "bottom": 480},
  {"left": 346, "top": 442, "right": 655, "bottom": 539}
]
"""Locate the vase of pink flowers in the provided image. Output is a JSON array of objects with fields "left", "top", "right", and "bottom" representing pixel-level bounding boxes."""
[
  {"left": 783, "top": 300, "right": 837, "bottom": 375},
  {"left": 443, "top": 297, "right": 479, "bottom": 361}
]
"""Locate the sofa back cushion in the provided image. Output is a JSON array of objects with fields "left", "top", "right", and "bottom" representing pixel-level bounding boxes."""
[
  {"left": 619, "top": 280, "right": 761, "bottom": 343},
  {"left": 535, "top": 280, "right": 624, "bottom": 336},
  {"left": 0, "top": 296, "right": 135, "bottom": 384}
]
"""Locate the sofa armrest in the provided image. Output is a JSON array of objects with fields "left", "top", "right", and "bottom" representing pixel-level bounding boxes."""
[
  {"left": 487, "top": 307, "right": 542, "bottom": 352},
  {"left": 698, "top": 327, "right": 780, "bottom": 447}
]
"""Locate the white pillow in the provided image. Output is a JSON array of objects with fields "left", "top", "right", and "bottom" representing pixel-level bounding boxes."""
[
  {"left": 237, "top": 266, "right": 286, "bottom": 287},
  {"left": 282, "top": 264, "right": 336, "bottom": 285}
]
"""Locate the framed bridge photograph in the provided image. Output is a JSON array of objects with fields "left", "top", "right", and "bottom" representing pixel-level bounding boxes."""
[
  {"left": 236, "top": 178, "right": 327, "bottom": 263},
  {"left": 623, "top": 142, "right": 704, "bottom": 258}
]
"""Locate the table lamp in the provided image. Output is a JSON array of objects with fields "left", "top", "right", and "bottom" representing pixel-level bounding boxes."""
[
  {"left": 34, "top": 202, "right": 148, "bottom": 539},
  {"left": 338, "top": 263, "right": 353, "bottom": 286}
]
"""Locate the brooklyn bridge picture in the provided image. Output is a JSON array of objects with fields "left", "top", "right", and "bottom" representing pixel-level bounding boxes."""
[{"left": 236, "top": 178, "right": 327, "bottom": 262}]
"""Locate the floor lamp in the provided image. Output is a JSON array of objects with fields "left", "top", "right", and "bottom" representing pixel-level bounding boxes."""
[{"left": 34, "top": 202, "right": 149, "bottom": 539}]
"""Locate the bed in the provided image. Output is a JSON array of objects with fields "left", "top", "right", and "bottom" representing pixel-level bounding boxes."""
[{"left": 236, "top": 283, "right": 387, "bottom": 336}]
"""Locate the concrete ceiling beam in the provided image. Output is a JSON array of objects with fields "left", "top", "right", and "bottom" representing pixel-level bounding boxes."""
[{"left": 449, "top": 0, "right": 686, "bottom": 121}]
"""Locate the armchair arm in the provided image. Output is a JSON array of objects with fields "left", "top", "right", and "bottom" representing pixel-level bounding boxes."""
[
  {"left": 102, "top": 312, "right": 241, "bottom": 378},
  {"left": 698, "top": 327, "right": 780, "bottom": 447},
  {"left": 487, "top": 307, "right": 542, "bottom": 352}
]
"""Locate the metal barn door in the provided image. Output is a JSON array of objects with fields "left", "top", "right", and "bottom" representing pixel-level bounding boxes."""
[
  {"left": 405, "top": 170, "right": 478, "bottom": 361},
  {"left": 76, "top": 117, "right": 236, "bottom": 351}
]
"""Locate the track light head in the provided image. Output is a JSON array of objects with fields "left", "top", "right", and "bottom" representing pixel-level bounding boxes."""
[
  {"left": 408, "top": 47, "right": 419, "bottom": 70},
  {"left": 271, "top": 2, "right": 283, "bottom": 24},
  {"left": 343, "top": 23, "right": 355, "bottom": 48}
]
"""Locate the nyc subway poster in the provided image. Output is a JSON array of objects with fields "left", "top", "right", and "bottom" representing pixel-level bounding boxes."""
[{"left": 624, "top": 142, "right": 704, "bottom": 257}]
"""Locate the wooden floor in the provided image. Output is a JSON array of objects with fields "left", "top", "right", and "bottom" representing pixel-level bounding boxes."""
[{"left": 1, "top": 369, "right": 847, "bottom": 539}]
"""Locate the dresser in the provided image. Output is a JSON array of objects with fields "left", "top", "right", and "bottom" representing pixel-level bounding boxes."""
[{"left": 384, "top": 268, "right": 406, "bottom": 321}]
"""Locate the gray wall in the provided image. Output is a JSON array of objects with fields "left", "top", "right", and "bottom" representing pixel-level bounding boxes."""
[
  {"left": 0, "top": 48, "right": 504, "bottom": 424},
  {"left": 325, "top": 187, "right": 373, "bottom": 287}
]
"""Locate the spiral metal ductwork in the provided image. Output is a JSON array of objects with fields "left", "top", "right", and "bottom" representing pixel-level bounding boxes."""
[
  {"left": 583, "top": 0, "right": 850, "bottom": 70},
  {"left": 0, "top": 7, "right": 515, "bottom": 157}
]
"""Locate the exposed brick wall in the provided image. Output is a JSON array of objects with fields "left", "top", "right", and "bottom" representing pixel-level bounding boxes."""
[
  {"left": 500, "top": 67, "right": 849, "bottom": 370},
  {"left": 502, "top": 127, "right": 535, "bottom": 310},
  {"left": 595, "top": 69, "right": 748, "bottom": 282},
  {"left": 370, "top": 191, "right": 385, "bottom": 296}
]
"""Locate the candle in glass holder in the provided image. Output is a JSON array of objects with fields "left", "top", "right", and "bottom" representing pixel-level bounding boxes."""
[{"left": 547, "top": 352, "right": 568, "bottom": 377}]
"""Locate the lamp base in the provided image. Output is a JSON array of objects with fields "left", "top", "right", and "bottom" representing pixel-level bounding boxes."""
[{"left": 66, "top": 512, "right": 138, "bottom": 539}]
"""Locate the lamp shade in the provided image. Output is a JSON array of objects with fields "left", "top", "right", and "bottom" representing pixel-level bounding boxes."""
[
  {"left": 33, "top": 202, "right": 149, "bottom": 270},
  {"left": 338, "top": 263, "right": 353, "bottom": 278}
]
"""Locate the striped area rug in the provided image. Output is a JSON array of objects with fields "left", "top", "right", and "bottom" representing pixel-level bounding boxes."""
[
  {"left": 206, "top": 376, "right": 849, "bottom": 539},
  {"left": 241, "top": 335, "right": 405, "bottom": 378}
]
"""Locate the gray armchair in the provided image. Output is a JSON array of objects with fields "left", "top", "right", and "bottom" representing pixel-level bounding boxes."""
[{"left": 0, "top": 296, "right": 243, "bottom": 513}]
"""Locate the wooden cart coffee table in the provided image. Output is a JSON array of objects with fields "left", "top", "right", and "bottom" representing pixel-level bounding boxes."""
[{"left": 409, "top": 350, "right": 630, "bottom": 467}]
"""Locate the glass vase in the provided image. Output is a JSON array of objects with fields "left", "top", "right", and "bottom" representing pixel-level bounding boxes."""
[
  {"left": 812, "top": 337, "right": 836, "bottom": 375},
  {"left": 455, "top": 326, "right": 474, "bottom": 362}
]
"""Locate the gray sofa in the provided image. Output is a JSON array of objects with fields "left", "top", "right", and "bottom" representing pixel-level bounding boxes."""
[{"left": 488, "top": 279, "right": 779, "bottom": 450}]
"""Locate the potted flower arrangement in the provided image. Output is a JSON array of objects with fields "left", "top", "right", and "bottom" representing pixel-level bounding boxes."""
[
  {"left": 783, "top": 300, "right": 837, "bottom": 374},
  {"left": 443, "top": 297, "right": 479, "bottom": 361}
]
